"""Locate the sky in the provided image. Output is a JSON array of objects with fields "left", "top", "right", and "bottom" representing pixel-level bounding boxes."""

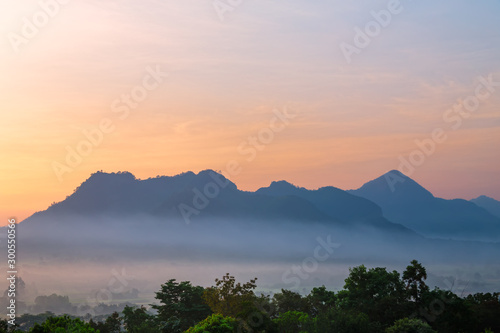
[{"left": 1, "top": 0, "right": 500, "bottom": 224}]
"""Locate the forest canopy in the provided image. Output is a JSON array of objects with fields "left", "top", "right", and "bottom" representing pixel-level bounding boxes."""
[{"left": 2, "top": 261, "right": 499, "bottom": 333}]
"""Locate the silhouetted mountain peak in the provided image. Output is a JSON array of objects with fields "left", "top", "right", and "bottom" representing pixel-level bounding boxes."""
[
  {"left": 42, "top": 169, "right": 239, "bottom": 217},
  {"left": 351, "top": 170, "right": 434, "bottom": 204},
  {"left": 474, "top": 195, "right": 493, "bottom": 201},
  {"left": 256, "top": 179, "right": 393, "bottom": 227},
  {"left": 270, "top": 180, "right": 297, "bottom": 187},
  {"left": 471, "top": 195, "right": 500, "bottom": 219},
  {"left": 71, "top": 171, "right": 137, "bottom": 195},
  {"left": 266, "top": 180, "right": 303, "bottom": 193},
  {"left": 86, "top": 170, "right": 136, "bottom": 182},
  {"left": 190, "top": 170, "right": 238, "bottom": 192},
  {"left": 348, "top": 171, "right": 500, "bottom": 241},
  {"left": 387, "top": 169, "right": 404, "bottom": 177}
]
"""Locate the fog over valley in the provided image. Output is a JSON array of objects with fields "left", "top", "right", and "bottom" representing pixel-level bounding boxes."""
[{"left": 2, "top": 170, "right": 500, "bottom": 314}]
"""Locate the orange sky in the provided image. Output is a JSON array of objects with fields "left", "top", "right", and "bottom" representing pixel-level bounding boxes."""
[{"left": 1, "top": 1, "right": 500, "bottom": 225}]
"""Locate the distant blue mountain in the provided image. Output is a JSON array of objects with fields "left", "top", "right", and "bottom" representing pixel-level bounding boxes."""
[
  {"left": 349, "top": 170, "right": 500, "bottom": 241},
  {"left": 255, "top": 180, "right": 410, "bottom": 234},
  {"left": 43, "top": 170, "right": 243, "bottom": 215},
  {"left": 34, "top": 170, "right": 334, "bottom": 224},
  {"left": 471, "top": 195, "right": 500, "bottom": 219},
  {"left": 27, "top": 170, "right": 413, "bottom": 236},
  {"left": 11, "top": 170, "right": 500, "bottom": 268},
  {"left": 26, "top": 170, "right": 500, "bottom": 243}
]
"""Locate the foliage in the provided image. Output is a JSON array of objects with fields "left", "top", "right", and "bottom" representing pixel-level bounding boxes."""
[
  {"left": 272, "top": 311, "right": 312, "bottom": 333},
  {"left": 418, "top": 288, "right": 472, "bottom": 333},
  {"left": 0, "top": 319, "right": 23, "bottom": 333},
  {"left": 122, "top": 305, "right": 158, "bottom": 333},
  {"left": 465, "top": 292, "right": 500, "bottom": 332},
  {"left": 386, "top": 317, "right": 436, "bottom": 333},
  {"left": 9, "top": 260, "right": 500, "bottom": 333},
  {"left": 341, "top": 264, "right": 407, "bottom": 326},
  {"left": 28, "top": 315, "right": 97, "bottom": 333},
  {"left": 203, "top": 274, "right": 276, "bottom": 333},
  {"left": 309, "top": 309, "right": 374, "bottom": 333},
  {"left": 32, "top": 294, "right": 75, "bottom": 315},
  {"left": 402, "top": 260, "right": 429, "bottom": 304},
  {"left": 89, "top": 311, "right": 122, "bottom": 333},
  {"left": 202, "top": 273, "right": 257, "bottom": 318},
  {"left": 7, "top": 312, "right": 55, "bottom": 332},
  {"left": 334, "top": 311, "right": 374, "bottom": 333},
  {"left": 306, "top": 285, "right": 336, "bottom": 316},
  {"left": 272, "top": 290, "right": 309, "bottom": 315},
  {"left": 152, "top": 279, "right": 212, "bottom": 333},
  {"left": 184, "top": 314, "right": 237, "bottom": 333}
]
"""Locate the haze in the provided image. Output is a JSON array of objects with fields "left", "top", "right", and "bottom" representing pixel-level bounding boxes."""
[{"left": 1, "top": 0, "right": 500, "bottom": 224}]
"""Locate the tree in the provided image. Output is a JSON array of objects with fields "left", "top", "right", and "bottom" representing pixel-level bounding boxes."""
[
  {"left": 419, "top": 288, "right": 472, "bottom": 333},
  {"left": 329, "top": 310, "right": 373, "bottom": 333},
  {"left": 272, "top": 289, "right": 309, "bottom": 316},
  {"left": 14, "top": 313, "right": 55, "bottom": 332},
  {"left": 152, "top": 279, "right": 211, "bottom": 332},
  {"left": 104, "top": 311, "right": 122, "bottom": 332},
  {"left": 122, "top": 305, "right": 157, "bottom": 333},
  {"left": 341, "top": 265, "right": 407, "bottom": 326},
  {"left": 402, "top": 260, "right": 429, "bottom": 304},
  {"left": 0, "top": 320, "right": 22, "bottom": 333},
  {"left": 203, "top": 273, "right": 257, "bottom": 318},
  {"left": 306, "top": 285, "right": 336, "bottom": 316},
  {"left": 184, "top": 314, "right": 237, "bottom": 333},
  {"left": 89, "top": 311, "right": 121, "bottom": 333},
  {"left": 32, "top": 294, "right": 75, "bottom": 314},
  {"left": 28, "top": 315, "right": 97, "bottom": 333},
  {"left": 386, "top": 317, "right": 436, "bottom": 333},
  {"left": 272, "top": 311, "right": 312, "bottom": 333},
  {"left": 203, "top": 274, "right": 275, "bottom": 332},
  {"left": 307, "top": 307, "right": 374, "bottom": 333},
  {"left": 465, "top": 292, "right": 500, "bottom": 332}
]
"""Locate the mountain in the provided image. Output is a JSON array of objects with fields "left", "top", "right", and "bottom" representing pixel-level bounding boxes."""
[
  {"left": 471, "top": 195, "right": 500, "bottom": 219},
  {"left": 8, "top": 169, "right": 500, "bottom": 283},
  {"left": 255, "top": 180, "right": 411, "bottom": 234},
  {"left": 348, "top": 170, "right": 434, "bottom": 206},
  {"left": 24, "top": 170, "right": 421, "bottom": 236},
  {"left": 349, "top": 170, "right": 500, "bottom": 241},
  {"left": 8, "top": 169, "right": 500, "bottom": 296},
  {"left": 14, "top": 169, "right": 441, "bottom": 267},
  {"left": 27, "top": 170, "right": 336, "bottom": 225}
]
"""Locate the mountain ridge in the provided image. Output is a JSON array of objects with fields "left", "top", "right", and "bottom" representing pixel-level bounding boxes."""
[
  {"left": 22, "top": 169, "right": 500, "bottom": 243},
  {"left": 10, "top": 169, "right": 500, "bottom": 275},
  {"left": 470, "top": 195, "right": 500, "bottom": 219},
  {"left": 22, "top": 169, "right": 419, "bottom": 239},
  {"left": 349, "top": 170, "right": 500, "bottom": 242}
]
